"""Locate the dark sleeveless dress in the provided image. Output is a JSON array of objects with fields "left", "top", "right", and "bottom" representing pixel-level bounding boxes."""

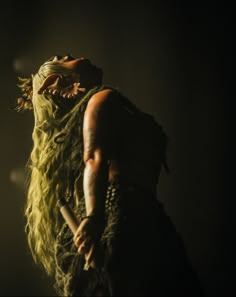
[{"left": 54, "top": 86, "right": 204, "bottom": 296}]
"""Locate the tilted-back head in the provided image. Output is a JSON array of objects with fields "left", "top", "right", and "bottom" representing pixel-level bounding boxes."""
[{"left": 15, "top": 55, "right": 103, "bottom": 113}]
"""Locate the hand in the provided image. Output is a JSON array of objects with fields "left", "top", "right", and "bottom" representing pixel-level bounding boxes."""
[{"left": 73, "top": 216, "right": 104, "bottom": 268}]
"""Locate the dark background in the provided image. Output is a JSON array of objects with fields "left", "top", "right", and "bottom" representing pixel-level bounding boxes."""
[{"left": 0, "top": 1, "right": 233, "bottom": 296}]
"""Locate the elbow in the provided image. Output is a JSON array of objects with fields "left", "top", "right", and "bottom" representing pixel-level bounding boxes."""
[
  {"left": 83, "top": 148, "right": 107, "bottom": 166},
  {"left": 83, "top": 150, "right": 109, "bottom": 179}
]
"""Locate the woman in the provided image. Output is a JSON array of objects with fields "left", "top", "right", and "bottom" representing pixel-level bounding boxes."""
[{"left": 16, "top": 55, "right": 203, "bottom": 296}]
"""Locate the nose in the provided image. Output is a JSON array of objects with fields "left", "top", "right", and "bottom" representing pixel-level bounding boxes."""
[{"left": 62, "top": 57, "right": 86, "bottom": 69}]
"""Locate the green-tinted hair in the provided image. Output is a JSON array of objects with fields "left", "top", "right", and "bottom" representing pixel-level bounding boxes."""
[
  {"left": 25, "top": 59, "right": 101, "bottom": 277},
  {"left": 23, "top": 57, "right": 168, "bottom": 295}
]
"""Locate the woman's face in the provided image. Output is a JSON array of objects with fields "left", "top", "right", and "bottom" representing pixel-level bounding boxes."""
[{"left": 48, "top": 55, "right": 91, "bottom": 71}]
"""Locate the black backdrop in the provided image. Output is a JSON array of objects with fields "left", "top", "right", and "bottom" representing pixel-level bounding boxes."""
[{"left": 0, "top": 1, "right": 233, "bottom": 296}]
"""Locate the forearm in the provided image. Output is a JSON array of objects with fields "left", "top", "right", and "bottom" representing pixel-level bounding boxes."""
[{"left": 83, "top": 158, "right": 109, "bottom": 218}]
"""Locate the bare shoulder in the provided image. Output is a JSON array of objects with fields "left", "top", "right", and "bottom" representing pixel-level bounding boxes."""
[
  {"left": 83, "top": 88, "right": 119, "bottom": 130},
  {"left": 83, "top": 88, "right": 119, "bottom": 159},
  {"left": 86, "top": 88, "right": 117, "bottom": 111}
]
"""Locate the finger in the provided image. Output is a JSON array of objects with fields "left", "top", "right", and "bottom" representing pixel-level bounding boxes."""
[
  {"left": 73, "top": 230, "right": 85, "bottom": 245},
  {"left": 77, "top": 238, "right": 92, "bottom": 255},
  {"left": 77, "top": 242, "right": 86, "bottom": 255},
  {"left": 73, "top": 225, "right": 85, "bottom": 242},
  {"left": 74, "top": 234, "right": 85, "bottom": 248},
  {"left": 77, "top": 236, "right": 92, "bottom": 253},
  {"left": 85, "top": 244, "right": 95, "bottom": 268}
]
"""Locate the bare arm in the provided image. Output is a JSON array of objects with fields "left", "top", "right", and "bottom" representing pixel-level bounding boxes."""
[
  {"left": 83, "top": 88, "right": 117, "bottom": 217},
  {"left": 74, "top": 89, "right": 116, "bottom": 266}
]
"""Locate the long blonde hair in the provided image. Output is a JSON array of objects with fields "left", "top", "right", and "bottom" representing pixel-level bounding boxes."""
[
  {"left": 24, "top": 58, "right": 168, "bottom": 295},
  {"left": 25, "top": 59, "right": 100, "bottom": 276}
]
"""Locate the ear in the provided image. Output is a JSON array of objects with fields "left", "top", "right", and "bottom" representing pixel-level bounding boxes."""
[{"left": 38, "top": 74, "right": 62, "bottom": 94}]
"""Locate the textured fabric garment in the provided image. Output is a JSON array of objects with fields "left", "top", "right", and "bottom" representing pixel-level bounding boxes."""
[
  {"left": 52, "top": 85, "right": 202, "bottom": 296},
  {"left": 70, "top": 184, "right": 204, "bottom": 297}
]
